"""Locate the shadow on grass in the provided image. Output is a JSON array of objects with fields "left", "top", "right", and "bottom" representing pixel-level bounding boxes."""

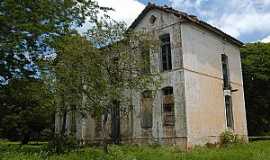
[{"left": 0, "top": 140, "right": 47, "bottom": 154}]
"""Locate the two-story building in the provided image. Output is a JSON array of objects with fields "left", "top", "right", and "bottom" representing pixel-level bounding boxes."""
[{"left": 56, "top": 3, "right": 248, "bottom": 149}]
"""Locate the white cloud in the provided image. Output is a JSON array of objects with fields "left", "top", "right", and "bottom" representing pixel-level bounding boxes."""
[
  {"left": 209, "top": 11, "right": 270, "bottom": 38},
  {"left": 96, "top": 0, "right": 145, "bottom": 26},
  {"left": 209, "top": 0, "right": 270, "bottom": 38},
  {"left": 254, "top": 0, "right": 270, "bottom": 6},
  {"left": 172, "top": 0, "right": 270, "bottom": 40},
  {"left": 77, "top": 0, "right": 145, "bottom": 34},
  {"left": 261, "top": 35, "right": 270, "bottom": 43}
]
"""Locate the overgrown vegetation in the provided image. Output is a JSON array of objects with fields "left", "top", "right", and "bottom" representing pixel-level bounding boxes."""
[
  {"left": 47, "top": 22, "right": 160, "bottom": 152},
  {"left": 0, "top": 0, "right": 111, "bottom": 146},
  {"left": 0, "top": 0, "right": 111, "bottom": 84},
  {"left": 0, "top": 140, "right": 270, "bottom": 160},
  {"left": 220, "top": 130, "right": 246, "bottom": 146},
  {"left": 0, "top": 78, "right": 54, "bottom": 144},
  {"left": 47, "top": 134, "right": 78, "bottom": 154},
  {"left": 241, "top": 43, "right": 270, "bottom": 136},
  {"left": 0, "top": 0, "right": 161, "bottom": 151}
]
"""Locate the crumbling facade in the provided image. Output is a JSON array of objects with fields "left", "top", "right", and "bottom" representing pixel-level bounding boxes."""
[{"left": 56, "top": 3, "right": 248, "bottom": 149}]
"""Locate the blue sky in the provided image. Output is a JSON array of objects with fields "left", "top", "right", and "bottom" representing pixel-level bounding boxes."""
[{"left": 93, "top": 0, "right": 270, "bottom": 43}]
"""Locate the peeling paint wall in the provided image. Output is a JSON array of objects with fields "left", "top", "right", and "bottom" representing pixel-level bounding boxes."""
[
  {"left": 181, "top": 23, "right": 248, "bottom": 146},
  {"left": 131, "top": 9, "right": 186, "bottom": 147}
]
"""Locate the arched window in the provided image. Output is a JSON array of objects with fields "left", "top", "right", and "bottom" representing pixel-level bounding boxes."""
[
  {"left": 141, "top": 90, "right": 153, "bottom": 129},
  {"left": 162, "top": 87, "right": 174, "bottom": 126},
  {"left": 149, "top": 15, "right": 157, "bottom": 24}
]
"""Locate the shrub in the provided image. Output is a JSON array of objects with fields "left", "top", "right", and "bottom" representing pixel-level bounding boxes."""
[
  {"left": 220, "top": 130, "right": 245, "bottom": 146},
  {"left": 47, "top": 134, "right": 79, "bottom": 154}
]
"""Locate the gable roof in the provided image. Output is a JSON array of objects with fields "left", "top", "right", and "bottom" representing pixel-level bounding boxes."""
[{"left": 129, "top": 3, "right": 243, "bottom": 46}]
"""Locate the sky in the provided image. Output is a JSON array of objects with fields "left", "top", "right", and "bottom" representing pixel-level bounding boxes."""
[{"left": 92, "top": 0, "right": 270, "bottom": 43}]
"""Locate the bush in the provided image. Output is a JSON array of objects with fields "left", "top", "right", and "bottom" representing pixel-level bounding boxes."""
[
  {"left": 220, "top": 130, "right": 245, "bottom": 146},
  {"left": 47, "top": 134, "right": 79, "bottom": 154}
]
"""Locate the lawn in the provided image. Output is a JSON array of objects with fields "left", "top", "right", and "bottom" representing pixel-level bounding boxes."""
[{"left": 0, "top": 140, "right": 270, "bottom": 160}]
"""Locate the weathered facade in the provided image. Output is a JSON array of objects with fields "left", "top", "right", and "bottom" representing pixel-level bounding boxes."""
[{"left": 56, "top": 3, "right": 248, "bottom": 149}]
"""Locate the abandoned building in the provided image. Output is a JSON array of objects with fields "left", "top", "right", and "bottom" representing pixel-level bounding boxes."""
[{"left": 55, "top": 3, "right": 248, "bottom": 149}]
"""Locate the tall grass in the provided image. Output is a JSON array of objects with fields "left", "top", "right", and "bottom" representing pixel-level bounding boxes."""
[{"left": 0, "top": 140, "right": 270, "bottom": 160}]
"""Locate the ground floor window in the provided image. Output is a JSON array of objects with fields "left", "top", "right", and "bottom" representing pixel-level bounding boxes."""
[
  {"left": 141, "top": 90, "right": 153, "bottom": 129},
  {"left": 225, "top": 95, "right": 234, "bottom": 129},
  {"left": 162, "top": 87, "right": 175, "bottom": 126}
]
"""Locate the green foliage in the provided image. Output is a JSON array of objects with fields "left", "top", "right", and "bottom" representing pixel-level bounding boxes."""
[
  {"left": 241, "top": 43, "right": 270, "bottom": 80},
  {"left": 220, "top": 130, "right": 246, "bottom": 146},
  {"left": 240, "top": 42, "right": 270, "bottom": 136},
  {"left": 47, "top": 134, "right": 78, "bottom": 154},
  {"left": 1, "top": 140, "right": 270, "bottom": 160},
  {"left": 49, "top": 22, "right": 161, "bottom": 146},
  {"left": 48, "top": 34, "right": 107, "bottom": 114},
  {"left": 0, "top": 78, "right": 54, "bottom": 144},
  {"left": 85, "top": 21, "right": 161, "bottom": 111},
  {"left": 0, "top": 0, "right": 110, "bottom": 83},
  {"left": 220, "top": 130, "right": 236, "bottom": 145}
]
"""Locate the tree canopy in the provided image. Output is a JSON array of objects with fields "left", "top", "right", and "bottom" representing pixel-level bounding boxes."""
[
  {"left": 0, "top": 78, "right": 54, "bottom": 144},
  {"left": 0, "top": 0, "right": 111, "bottom": 145},
  {"left": 47, "top": 21, "right": 161, "bottom": 150},
  {"left": 0, "top": 0, "right": 110, "bottom": 84},
  {"left": 241, "top": 42, "right": 270, "bottom": 136}
]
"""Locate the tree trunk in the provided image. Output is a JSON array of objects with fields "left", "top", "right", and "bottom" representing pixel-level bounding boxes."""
[
  {"left": 60, "top": 94, "right": 67, "bottom": 137},
  {"left": 21, "top": 133, "right": 30, "bottom": 145},
  {"left": 102, "top": 112, "right": 108, "bottom": 153},
  {"left": 61, "top": 109, "right": 67, "bottom": 136},
  {"left": 111, "top": 100, "right": 120, "bottom": 144}
]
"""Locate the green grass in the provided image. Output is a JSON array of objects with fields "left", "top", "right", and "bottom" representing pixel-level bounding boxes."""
[{"left": 0, "top": 140, "right": 270, "bottom": 160}]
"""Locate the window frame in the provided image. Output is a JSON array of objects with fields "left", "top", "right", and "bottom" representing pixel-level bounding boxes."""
[
  {"left": 149, "top": 15, "right": 157, "bottom": 24},
  {"left": 141, "top": 90, "right": 153, "bottom": 129},
  {"left": 141, "top": 48, "right": 151, "bottom": 74},
  {"left": 225, "top": 95, "right": 234, "bottom": 129},
  {"left": 221, "top": 54, "right": 231, "bottom": 89},
  {"left": 221, "top": 54, "right": 234, "bottom": 129},
  {"left": 162, "top": 87, "right": 175, "bottom": 126},
  {"left": 160, "top": 34, "right": 172, "bottom": 72}
]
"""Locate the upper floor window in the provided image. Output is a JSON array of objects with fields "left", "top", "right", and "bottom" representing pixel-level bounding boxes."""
[
  {"left": 141, "top": 48, "right": 151, "bottom": 73},
  {"left": 221, "top": 54, "right": 230, "bottom": 89},
  {"left": 160, "top": 34, "right": 172, "bottom": 71}
]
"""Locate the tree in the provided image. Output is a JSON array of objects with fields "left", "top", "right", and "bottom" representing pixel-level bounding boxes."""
[
  {"left": 48, "top": 34, "right": 107, "bottom": 135},
  {"left": 87, "top": 21, "right": 160, "bottom": 149},
  {"left": 0, "top": 0, "right": 110, "bottom": 84},
  {"left": 240, "top": 42, "right": 270, "bottom": 136},
  {"left": 0, "top": 78, "right": 54, "bottom": 144},
  {"left": 0, "top": 0, "right": 110, "bottom": 145},
  {"left": 49, "top": 21, "right": 160, "bottom": 152}
]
